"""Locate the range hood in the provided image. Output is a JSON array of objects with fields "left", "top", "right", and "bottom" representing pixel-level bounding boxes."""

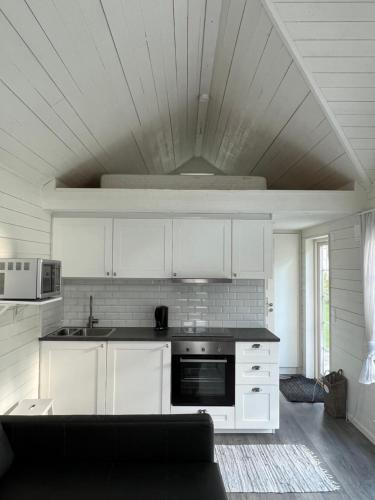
[{"left": 171, "top": 278, "right": 232, "bottom": 284}]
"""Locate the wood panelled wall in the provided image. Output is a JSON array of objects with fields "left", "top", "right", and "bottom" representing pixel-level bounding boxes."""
[
  {"left": 0, "top": 170, "right": 51, "bottom": 413},
  {"left": 273, "top": 0, "right": 375, "bottom": 183},
  {"left": 303, "top": 216, "right": 375, "bottom": 445}
]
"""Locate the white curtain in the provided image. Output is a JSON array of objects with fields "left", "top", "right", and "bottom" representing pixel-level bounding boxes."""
[{"left": 359, "top": 212, "right": 375, "bottom": 384}]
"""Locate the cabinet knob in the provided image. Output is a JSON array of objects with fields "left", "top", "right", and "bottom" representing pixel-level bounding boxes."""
[
  {"left": 165, "top": 344, "right": 169, "bottom": 348},
  {"left": 197, "top": 409, "right": 207, "bottom": 414},
  {"left": 252, "top": 365, "right": 261, "bottom": 371},
  {"left": 106, "top": 272, "right": 110, "bottom": 276},
  {"left": 252, "top": 344, "right": 261, "bottom": 349},
  {"left": 100, "top": 344, "right": 104, "bottom": 348},
  {"left": 173, "top": 273, "right": 177, "bottom": 277},
  {"left": 269, "top": 308, "right": 273, "bottom": 312},
  {"left": 233, "top": 272, "right": 237, "bottom": 278},
  {"left": 252, "top": 387, "right": 261, "bottom": 393},
  {"left": 113, "top": 272, "right": 117, "bottom": 277}
]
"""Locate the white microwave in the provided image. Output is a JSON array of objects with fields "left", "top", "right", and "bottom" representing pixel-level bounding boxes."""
[{"left": 0, "top": 259, "right": 61, "bottom": 300}]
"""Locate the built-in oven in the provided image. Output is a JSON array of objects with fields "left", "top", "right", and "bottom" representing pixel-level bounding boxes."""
[{"left": 171, "top": 340, "right": 235, "bottom": 406}]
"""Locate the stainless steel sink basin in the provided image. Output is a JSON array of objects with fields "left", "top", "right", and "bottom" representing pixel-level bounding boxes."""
[
  {"left": 72, "top": 328, "right": 114, "bottom": 337},
  {"left": 49, "top": 327, "right": 114, "bottom": 338}
]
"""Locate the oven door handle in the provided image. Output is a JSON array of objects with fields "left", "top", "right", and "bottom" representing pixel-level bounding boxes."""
[{"left": 179, "top": 358, "right": 227, "bottom": 363}]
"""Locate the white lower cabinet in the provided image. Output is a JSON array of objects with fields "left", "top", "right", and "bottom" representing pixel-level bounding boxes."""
[
  {"left": 171, "top": 406, "right": 235, "bottom": 430},
  {"left": 106, "top": 342, "right": 171, "bottom": 415},
  {"left": 235, "top": 385, "right": 279, "bottom": 430},
  {"left": 235, "top": 341, "right": 280, "bottom": 431},
  {"left": 40, "top": 341, "right": 106, "bottom": 415}
]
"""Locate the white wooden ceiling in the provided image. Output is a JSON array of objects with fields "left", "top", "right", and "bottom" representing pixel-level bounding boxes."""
[
  {"left": 272, "top": 0, "right": 375, "bottom": 184},
  {"left": 0, "top": 0, "right": 372, "bottom": 189}
]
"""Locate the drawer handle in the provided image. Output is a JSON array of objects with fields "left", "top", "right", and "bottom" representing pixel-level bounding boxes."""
[
  {"left": 252, "top": 344, "right": 261, "bottom": 349},
  {"left": 252, "top": 365, "right": 261, "bottom": 371},
  {"left": 197, "top": 409, "right": 207, "bottom": 414},
  {"left": 252, "top": 387, "right": 261, "bottom": 393}
]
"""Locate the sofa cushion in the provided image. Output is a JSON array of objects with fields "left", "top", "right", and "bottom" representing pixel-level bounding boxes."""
[
  {"left": 0, "top": 461, "right": 227, "bottom": 500},
  {"left": 0, "top": 423, "right": 13, "bottom": 478}
]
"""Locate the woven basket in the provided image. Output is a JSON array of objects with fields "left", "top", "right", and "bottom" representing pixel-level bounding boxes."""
[{"left": 322, "top": 369, "right": 347, "bottom": 418}]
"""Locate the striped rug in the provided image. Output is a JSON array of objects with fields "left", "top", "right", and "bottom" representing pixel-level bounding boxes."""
[{"left": 215, "top": 444, "right": 340, "bottom": 493}]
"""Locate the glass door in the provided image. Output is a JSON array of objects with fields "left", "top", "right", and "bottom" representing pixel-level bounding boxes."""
[{"left": 316, "top": 240, "right": 330, "bottom": 379}]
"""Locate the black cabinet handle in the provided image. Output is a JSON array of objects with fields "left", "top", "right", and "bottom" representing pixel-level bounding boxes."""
[
  {"left": 252, "top": 344, "right": 261, "bottom": 349},
  {"left": 252, "top": 365, "right": 261, "bottom": 371},
  {"left": 252, "top": 387, "right": 261, "bottom": 393}
]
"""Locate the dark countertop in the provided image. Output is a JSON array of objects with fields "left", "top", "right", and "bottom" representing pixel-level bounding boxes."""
[{"left": 40, "top": 327, "right": 280, "bottom": 342}]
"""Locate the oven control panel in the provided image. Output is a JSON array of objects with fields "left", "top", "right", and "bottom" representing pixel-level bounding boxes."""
[{"left": 172, "top": 341, "right": 235, "bottom": 356}]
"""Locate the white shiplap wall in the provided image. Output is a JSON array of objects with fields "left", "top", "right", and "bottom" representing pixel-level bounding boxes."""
[
  {"left": 272, "top": 0, "right": 375, "bottom": 183},
  {"left": 0, "top": 169, "right": 51, "bottom": 413},
  {"left": 303, "top": 216, "right": 375, "bottom": 445}
]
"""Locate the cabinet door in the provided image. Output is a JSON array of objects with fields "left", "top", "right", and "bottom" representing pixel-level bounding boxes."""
[
  {"left": 53, "top": 218, "right": 113, "bottom": 278},
  {"left": 113, "top": 219, "right": 172, "bottom": 278},
  {"left": 232, "top": 220, "right": 273, "bottom": 278},
  {"left": 171, "top": 406, "right": 235, "bottom": 430},
  {"left": 236, "top": 385, "right": 279, "bottom": 429},
  {"left": 40, "top": 342, "right": 106, "bottom": 415},
  {"left": 172, "top": 219, "right": 231, "bottom": 278},
  {"left": 106, "top": 342, "right": 171, "bottom": 415}
]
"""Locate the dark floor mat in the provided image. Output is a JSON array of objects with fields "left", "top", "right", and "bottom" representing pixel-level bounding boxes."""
[{"left": 280, "top": 375, "right": 325, "bottom": 403}]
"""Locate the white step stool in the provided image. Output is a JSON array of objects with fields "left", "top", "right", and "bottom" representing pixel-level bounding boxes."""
[{"left": 10, "top": 399, "right": 53, "bottom": 416}]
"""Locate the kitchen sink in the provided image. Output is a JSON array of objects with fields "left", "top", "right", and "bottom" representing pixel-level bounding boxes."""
[
  {"left": 72, "top": 328, "right": 114, "bottom": 337},
  {"left": 49, "top": 327, "right": 115, "bottom": 338}
]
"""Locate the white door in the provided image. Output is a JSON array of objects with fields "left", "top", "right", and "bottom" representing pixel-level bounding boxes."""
[
  {"left": 274, "top": 233, "right": 300, "bottom": 370},
  {"left": 53, "top": 218, "right": 113, "bottom": 278},
  {"left": 106, "top": 342, "right": 171, "bottom": 415},
  {"left": 172, "top": 219, "right": 231, "bottom": 278},
  {"left": 40, "top": 342, "right": 106, "bottom": 415},
  {"left": 235, "top": 385, "right": 279, "bottom": 429},
  {"left": 113, "top": 219, "right": 172, "bottom": 278},
  {"left": 232, "top": 220, "right": 273, "bottom": 278}
]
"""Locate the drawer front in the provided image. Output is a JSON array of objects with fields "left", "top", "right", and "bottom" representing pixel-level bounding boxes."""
[
  {"left": 235, "top": 385, "right": 279, "bottom": 430},
  {"left": 171, "top": 406, "right": 235, "bottom": 429},
  {"left": 236, "top": 342, "right": 279, "bottom": 363},
  {"left": 236, "top": 363, "right": 279, "bottom": 385}
]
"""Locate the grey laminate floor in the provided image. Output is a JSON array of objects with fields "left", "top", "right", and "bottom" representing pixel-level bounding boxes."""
[{"left": 215, "top": 396, "right": 375, "bottom": 500}]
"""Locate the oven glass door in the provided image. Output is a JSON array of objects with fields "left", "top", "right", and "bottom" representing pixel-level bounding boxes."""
[{"left": 172, "top": 354, "right": 235, "bottom": 406}]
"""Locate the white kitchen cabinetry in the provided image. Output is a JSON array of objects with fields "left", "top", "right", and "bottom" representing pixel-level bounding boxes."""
[
  {"left": 53, "top": 218, "right": 113, "bottom": 278},
  {"left": 232, "top": 220, "right": 273, "bottom": 278},
  {"left": 113, "top": 219, "right": 172, "bottom": 278},
  {"left": 106, "top": 342, "right": 171, "bottom": 415},
  {"left": 235, "top": 385, "right": 279, "bottom": 430},
  {"left": 235, "top": 342, "right": 279, "bottom": 431},
  {"left": 40, "top": 341, "right": 106, "bottom": 415},
  {"left": 171, "top": 406, "right": 235, "bottom": 430},
  {"left": 172, "top": 219, "right": 231, "bottom": 278}
]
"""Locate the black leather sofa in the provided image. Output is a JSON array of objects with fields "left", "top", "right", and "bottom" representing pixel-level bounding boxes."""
[{"left": 0, "top": 414, "right": 227, "bottom": 500}]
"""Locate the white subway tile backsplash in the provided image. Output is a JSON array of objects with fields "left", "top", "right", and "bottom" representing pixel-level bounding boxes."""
[{"left": 61, "top": 279, "right": 265, "bottom": 329}]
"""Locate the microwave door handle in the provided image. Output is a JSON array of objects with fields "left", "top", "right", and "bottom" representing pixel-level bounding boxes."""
[{"left": 179, "top": 358, "right": 227, "bottom": 363}]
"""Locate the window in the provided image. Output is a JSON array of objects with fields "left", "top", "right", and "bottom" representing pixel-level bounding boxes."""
[{"left": 315, "top": 240, "right": 330, "bottom": 379}]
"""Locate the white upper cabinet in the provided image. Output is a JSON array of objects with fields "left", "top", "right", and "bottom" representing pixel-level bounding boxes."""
[
  {"left": 113, "top": 219, "right": 172, "bottom": 278},
  {"left": 53, "top": 218, "right": 113, "bottom": 278},
  {"left": 172, "top": 219, "right": 231, "bottom": 278},
  {"left": 232, "top": 220, "right": 273, "bottom": 278},
  {"left": 106, "top": 342, "right": 171, "bottom": 415}
]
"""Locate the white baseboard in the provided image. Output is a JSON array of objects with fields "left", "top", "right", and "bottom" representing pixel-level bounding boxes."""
[
  {"left": 348, "top": 413, "right": 375, "bottom": 446},
  {"left": 280, "top": 367, "right": 300, "bottom": 375}
]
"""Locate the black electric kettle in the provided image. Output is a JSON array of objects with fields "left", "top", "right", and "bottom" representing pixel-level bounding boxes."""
[{"left": 154, "top": 305, "right": 168, "bottom": 331}]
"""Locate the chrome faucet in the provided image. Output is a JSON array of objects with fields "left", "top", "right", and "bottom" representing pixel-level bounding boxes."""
[{"left": 87, "top": 295, "right": 99, "bottom": 328}]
